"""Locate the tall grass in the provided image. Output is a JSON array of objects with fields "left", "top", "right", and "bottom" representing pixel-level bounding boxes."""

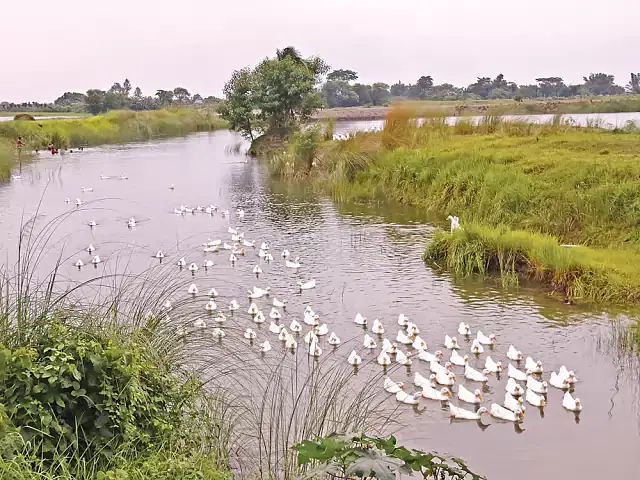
[
  {"left": 0, "top": 109, "right": 228, "bottom": 180},
  {"left": 423, "top": 223, "right": 640, "bottom": 303},
  {"left": 0, "top": 207, "right": 406, "bottom": 479}
]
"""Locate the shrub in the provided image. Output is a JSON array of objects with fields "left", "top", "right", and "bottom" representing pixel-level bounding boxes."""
[{"left": 0, "top": 322, "right": 200, "bottom": 463}]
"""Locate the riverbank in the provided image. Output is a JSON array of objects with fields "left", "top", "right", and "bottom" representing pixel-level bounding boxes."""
[
  {"left": 0, "top": 108, "right": 228, "bottom": 180},
  {"left": 313, "top": 95, "right": 640, "bottom": 121},
  {"left": 270, "top": 112, "right": 640, "bottom": 303}
]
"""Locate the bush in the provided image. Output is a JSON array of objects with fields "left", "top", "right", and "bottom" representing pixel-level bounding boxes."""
[{"left": 0, "top": 323, "right": 200, "bottom": 463}]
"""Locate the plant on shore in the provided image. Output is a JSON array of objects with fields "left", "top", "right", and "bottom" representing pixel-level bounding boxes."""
[
  {"left": 423, "top": 223, "right": 640, "bottom": 303},
  {"left": 295, "top": 433, "right": 483, "bottom": 480}
]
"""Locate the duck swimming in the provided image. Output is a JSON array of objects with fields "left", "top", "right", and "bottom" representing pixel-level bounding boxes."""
[
  {"left": 476, "top": 330, "right": 496, "bottom": 345},
  {"left": 562, "top": 392, "right": 582, "bottom": 412},
  {"left": 289, "top": 320, "right": 302, "bottom": 332},
  {"left": 485, "top": 356, "right": 503, "bottom": 373},
  {"left": 363, "top": 334, "right": 377, "bottom": 349},
  {"left": 457, "top": 322, "right": 471, "bottom": 336},
  {"left": 371, "top": 319, "right": 385, "bottom": 334},
  {"left": 188, "top": 283, "right": 198, "bottom": 295},
  {"left": 449, "top": 404, "right": 488, "bottom": 420},
  {"left": 507, "top": 345, "right": 523, "bottom": 361},
  {"left": 464, "top": 365, "right": 491, "bottom": 383},
  {"left": 506, "top": 378, "right": 524, "bottom": 396},
  {"left": 384, "top": 377, "right": 406, "bottom": 394},
  {"left": 458, "top": 385, "right": 483, "bottom": 404},
  {"left": 396, "top": 391, "right": 422, "bottom": 405},
  {"left": 328, "top": 332, "right": 341, "bottom": 345},
  {"left": 348, "top": 350, "right": 362, "bottom": 366},
  {"left": 377, "top": 351, "right": 392, "bottom": 366},
  {"left": 444, "top": 335, "right": 459, "bottom": 349},
  {"left": 395, "top": 350, "right": 412, "bottom": 366},
  {"left": 490, "top": 403, "right": 523, "bottom": 422},
  {"left": 470, "top": 339, "right": 484, "bottom": 355},
  {"left": 397, "top": 314, "right": 409, "bottom": 326},
  {"left": 354, "top": 313, "right": 367, "bottom": 325},
  {"left": 244, "top": 328, "right": 257, "bottom": 339}
]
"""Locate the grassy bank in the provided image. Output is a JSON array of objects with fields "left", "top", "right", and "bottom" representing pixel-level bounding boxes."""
[
  {"left": 0, "top": 109, "right": 228, "bottom": 180},
  {"left": 269, "top": 110, "right": 640, "bottom": 303},
  {"left": 314, "top": 95, "right": 640, "bottom": 120}
]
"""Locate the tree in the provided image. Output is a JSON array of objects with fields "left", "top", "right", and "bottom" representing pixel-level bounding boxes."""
[
  {"left": 54, "top": 92, "right": 86, "bottom": 106},
  {"left": 123, "top": 78, "right": 132, "bottom": 96},
  {"left": 173, "top": 87, "right": 191, "bottom": 103},
  {"left": 390, "top": 82, "right": 408, "bottom": 97},
  {"left": 276, "top": 46, "right": 303, "bottom": 63},
  {"left": 218, "top": 68, "right": 259, "bottom": 141},
  {"left": 109, "top": 82, "right": 123, "bottom": 95},
  {"left": 371, "top": 83, "right": 390, "bottom": 105},
  {"left": 353, "top": 84, "right": 373, "bottom": 105},
  {"left": 327, "top": 69, "right": 358, "bottom": 83},
  {"left": 322, "top": 81, "right": 359, "bottom": 107},
  {"left": 192, "top": 93, "right": 203, "bottom": 104},
  {"left": 535, "top": 77, "right": 566, "bottom": 97},
  {"left": 85, "top": 89, "right": 106, "bottom": 115},
  {"left": 133, "top": 86, "right": 143, "bottom": 99},
  {"left": 465, "top": 77, "right": 493, "bottom": 98},
  {"left": 582, "top": 73, "right": 624, "bottom": 96},
  {"left": 627, "top": 73, "right": 640, "bottom": 94},
  {"left": 155, "top": 89, "right": 174, "bottom": 105},
  {"left": 408, "top": 76, "right": 434, "bottom": 99}
]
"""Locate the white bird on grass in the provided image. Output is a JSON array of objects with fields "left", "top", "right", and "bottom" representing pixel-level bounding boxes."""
[{"left": 447, "top": 215, "right": 460, "bottom": 232}]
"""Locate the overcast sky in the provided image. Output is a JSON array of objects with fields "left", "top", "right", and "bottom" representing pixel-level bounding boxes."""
[{"left": 2, "top": 0, "right": 638, "bottom": 102}]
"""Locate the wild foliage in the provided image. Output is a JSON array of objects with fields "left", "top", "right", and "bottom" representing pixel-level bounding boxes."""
[{"left": 295, "top": 433, "right": 483, "bottom": 480}]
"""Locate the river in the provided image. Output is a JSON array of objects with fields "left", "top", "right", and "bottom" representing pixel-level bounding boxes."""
[{"left": 1, "top": 125, "right": 639, "bottom": 479}]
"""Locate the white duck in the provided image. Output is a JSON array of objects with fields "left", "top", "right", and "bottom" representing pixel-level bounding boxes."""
[
  {"left": 269, "top": 308, "right": 281, "bottom": 320},
  {"left": 396, "top": 350, "right": 412, "bottom": 366},
  {"left": 558, "top": 365, "right": 577, "bottom": 384},
  {"left": 278, "top": 328, "right": 290, "bottom": 341},
  {"left": 248, "top": 302, "right": 259, "bottom": 315},
  {"left": 91, "top": 255, "right": 102, "bottom": 265},
  {"left": 444, "top": 335, "right": 459, "bottom": 349},
  {"left": 260, "top": 341, "right": 271, "bottom": 353},
  {"left": 286, "top": 337, "right": 297, "bottom": 351},
  {"left": 243, "top": 240, "right": 255, "bottom": 247},
  {"left": 304, "top": 331, "right": 318, "bottom": 345},
  {"left": 273, "top": 297, "right": 287, "bottom": 309},
  {"left": 450, "top": 404, "right": 488, "bottom": 420},
  {"left": 507, "top": 345, "right": 523, "bottom": 361},
  {"left": 253, "top": 265, "right": 262, "bottom": 275},
  {"left": 470, "top": 339, "right": 484, "bottom": 355},
  {"left": 229, "top": 253, "right": 237, "bottom": 264},
  {"left": 208, "top": 288, "right": 219, "bottom": 298},
  {"left": 508, "top": 364, "right": 528, "bottom": 382},
  {"left": 269, "top": 321, "right": 283, "bottom": 334},
  {"left": 328, "top": 332, "right": 341, "bottom": 345},
  {"left": 485, "top": 356, "right": 503, "bottom": 374},
  {"left": 211, "top": 328, "right": 225, "bottom": 339},
  {"left": 289, "top": 320, "right": 302, "bottom": 332},
  {"left": 525, "top": 357, "right": 543, "bottom": 374},
  {"left": 244, "top": 328, "right": 257, "bottom": 340},
  {"left": 203, "top": 260, "right": 214, "bottom": 269},
  {"left": 490, "top": 404, "right": 523, "bottom": 422},
  {"left": 188, "top": 283, "right": 198, "bottom": 295},
  {"left": 286, "top": 257, "right": 301, "bottom": 269},
  {"left": 254, "top": 311, "right": 266, "bottom": 324},
  {"left": 435, "top": 371, "right": 456, "bottom": 386},
  {"left": 476, "top": 331, "right": 496, "bottom": 345},
  {"left": 414, "top": 372, "right": 434, "bottom": 388},
  {"left": 506, "top": 378, "right": 524, "bottom": 396},
  {"left": 384, "top": 377, "right": 406, "bottom": 394},
  {"left": 549, "top": 372, "right": 571, "bottom": 390},
  {"left": 418, "top": 350, "right": 443, "bottom": 363},
  {"left": 526, "top": 389, "right": 546, "bottom": 407},
  {"left": 205, "top": 300, "right": 217, "bottom": 312},
  {"left": 75, "top": 198, "right": 82, "bottom": 207},
  {"left": 87, "top": 244, "right": 96, "bottom": 253},
  {"left": 193, "top": 319, "right": 206, "bottom": 328},
  {"left": 422, "top": 385, "right": 452, "bottom": 401},
  {"left": 405, "top": 322, "right": 420, "bottom": 336},
  {"left": 188, "top": 262, "right": 198, "bottom": 272},
  {"left": 213, "top": 313, "right": 226, "bottom": 323},
  {"left": 447, "top": 215, "right": 461, "bottom": 232},
  {"left": 526, "top": 376, "right": 548, "bottom": 394},
  {"left": 281, "top": 249, "right": 290, "bottom": 258},
  {"left": 354, "top": 313, "right": 367, "bottom": 325},
  {"left": 412, "top": 336, "right": 427, "bottom": 351},
  {"left": 396, "top": 391, "right": 421, "bottom": 405},
  {"left": 298, "top": 279, "right": 316, "bottom": 290},
  {"left": 315, "top": 324, "right": 329, "bottom": 336},
  {"left": 504, "top": 392, "right": 525, "bottom": 412},
  {"left": 348, "top": 350, "right": 362, "bottom": 366},
  {"left": 562, "top": 392, "right": 582, "bottom": 412},
  {"left": 303, "top": 312, "right": 319, "bottom": 326},
  {"left": 363, "top": 334, "right": 377, "bottom": 349},
  {"left": 258, "top": 249, "right": 266, "bottom": 258},
  {"left": 396, "top": 331, "right": 413, "bottom": 345},
  {"left": 75, "top": 259, "right": 84, "bottom": 268},
  {"left": 371, "top": 319, "right": 385, "bottom": 334},
  {"left": 464, "top": 365, "right": 490, "bottom": 383},
  {"left": 458, "top": 385, "right": 483, "bottom": 404},
  {"left": 264, "top": 253, "right": 274, "bottom": 262},
  {"left": 377, "top": 351, "right": 392, "bottom": 366},
  {"left": 203, "top": 245, "right": 219, "bottom": 253},
  {"left": 397, "top": 314, "right": 410, "bottom": 326},
  {"left": 260, "top": 242, "right": 269, "bottom": 250},
  {"left": 228, "top": 299, "right": 239, "bottom": 311},
  {"left": 450, "top": 350, "right": 468, "bottom": 367},
  {"left": 177, "top": 258, "right": 186, "bottom": 268},
  {"left": 309, "top": 340, "right": 322, "bottom": 357},
  {"left": 127, "top": 218, "right": 136, "bottom": 228},
  {"left": 430, "top": 360, "right": 452, "bottom": 375},
  {"left": 457, "top": 322, "right": 471, "bottom": 336}
]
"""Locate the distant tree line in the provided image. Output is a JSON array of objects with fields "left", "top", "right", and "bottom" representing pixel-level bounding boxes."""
[
  {"left": 321, "top": 71, "right": 640, "bottom": 107},
  {"left": 0, "top": 78, "right": 222, "bottom": 115}
]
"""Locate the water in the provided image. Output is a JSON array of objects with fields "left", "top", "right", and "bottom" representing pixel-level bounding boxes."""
[
  {"left": 2, "top": 131, "right": 640, "bottom": 479},
  {"left": 332, "top": 111, "right": 640, "bottom": 136}
]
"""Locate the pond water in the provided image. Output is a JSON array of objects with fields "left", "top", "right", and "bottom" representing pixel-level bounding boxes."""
[{"left": 1, "top": 130, "right": 640, "bottom": 479}]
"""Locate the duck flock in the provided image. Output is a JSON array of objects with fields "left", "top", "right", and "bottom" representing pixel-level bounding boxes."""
[{"left": 68, "top": 175, "right": 583, "bottom": 427}]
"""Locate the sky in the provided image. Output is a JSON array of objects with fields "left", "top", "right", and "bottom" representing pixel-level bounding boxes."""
[{"left": 2, "top": 0, "right": 639, "bottom": 103}]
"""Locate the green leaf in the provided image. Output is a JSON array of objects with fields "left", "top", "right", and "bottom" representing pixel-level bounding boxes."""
[{"left": 345, "top": 449, "right": 403, "bottom": 480}]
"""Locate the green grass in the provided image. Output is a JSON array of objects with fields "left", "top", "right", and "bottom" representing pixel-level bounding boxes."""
[
  {"left": 0, "top": 109, "right": 228, "bottom": 180},
  {"left": 269, "top": 109, "right": 640, "bottom": 304},
  {"left": 423, "top": 223, "right": 640, "bottom": 303}
]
